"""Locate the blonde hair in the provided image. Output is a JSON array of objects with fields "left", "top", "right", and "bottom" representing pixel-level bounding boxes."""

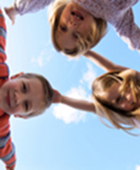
[
  {"left": 92, "top": 70, "right": 140, "bottom": 135},
  {"left": 17, "top": 73, "right": 54, "bottom": 118},
  {"left": 48, "top": 0, "right": 107, "bottom": 57}
]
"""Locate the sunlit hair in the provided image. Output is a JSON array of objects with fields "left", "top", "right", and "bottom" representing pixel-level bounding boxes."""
[
  {"left": 48, "top": 0, "right": 107, "bottom": 57},
  {"left": 17, "top": 73, "right": 54, "bottom": 118},
  {"left": 92, "top": 70, "right": 140, "bottom": 135}
]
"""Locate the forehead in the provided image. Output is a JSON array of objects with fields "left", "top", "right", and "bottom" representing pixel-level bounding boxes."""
[
  {"left": 102, "top": 82, "right": 120, "bottom": 104},
  {"left": 23, "top": 77, "right": 44, "bottom": 94}
]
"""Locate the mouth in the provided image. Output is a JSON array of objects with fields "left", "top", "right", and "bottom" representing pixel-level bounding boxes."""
[
  {"left": 71, "top": 11, "right": 84, "bottom": 20},
  {"left": 6, "top": 91, "right": 11, "bottom": 107}
]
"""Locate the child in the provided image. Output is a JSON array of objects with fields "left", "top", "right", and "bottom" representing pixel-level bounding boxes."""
[
  {"left": 53, "top": 50, "right": 140, "bottom": 135},
  {"left": 0, "top": 9, "right": 54, "bottom": 170},
  {"left": 5, "top": 0, "right": 140, "bottom": 57}
]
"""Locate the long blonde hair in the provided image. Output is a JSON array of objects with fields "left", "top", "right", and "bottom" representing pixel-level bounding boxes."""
[
  {"left": 48, "top": 0, "right": 107, "bottom": 57},
  {"left": 92, "top": 70, "right": 140, "bottom": 135}
]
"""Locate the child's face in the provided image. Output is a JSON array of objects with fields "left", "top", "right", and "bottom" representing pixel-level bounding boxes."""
[
  {"left": 0, "top": 77, "right": 44, "bottom": 118},
  {"left": 55, "top": 2, "right": 94, "bottom": 53},
  {"left": 102, "top": 82, "right": 140, "bottom": 112}
]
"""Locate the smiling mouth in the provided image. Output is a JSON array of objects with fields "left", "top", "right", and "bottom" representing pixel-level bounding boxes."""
[
  {"left": 71, "top": 11, "right": 84, "bottom": 20},
  {"left": 6, "top": 91, "right": 11, "bottom": 107}
]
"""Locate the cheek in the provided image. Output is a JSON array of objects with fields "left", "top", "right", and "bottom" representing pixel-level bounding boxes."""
[
  {"left": 120, "top": 103, "right": 127, "bottom": 109},
  {"left": 8, "top": 106, "right": 22, "bottom": 115},
  {"left": 4, "top": 81, "right": 18, "bottom": 90},
  {"left": 120, "top": 103, "right": 132, "bottom": 111},
  {"left": 80, "top": 21, "right": 92, "bottom": 33}
]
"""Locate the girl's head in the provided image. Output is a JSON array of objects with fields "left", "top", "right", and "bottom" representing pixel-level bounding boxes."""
[
  {"left": 92, "top": 69, "right": 140, "bottom": 132},
  {"left": 48, "top": 0, "right": 107, "bottom": 57}
]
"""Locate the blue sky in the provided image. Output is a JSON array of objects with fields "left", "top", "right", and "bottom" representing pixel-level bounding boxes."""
[{"left": 1, "top": 0, "right": 140, "bottom": 170}]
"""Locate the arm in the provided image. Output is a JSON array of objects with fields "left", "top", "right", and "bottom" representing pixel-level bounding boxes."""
[
  {"left": 0, "top": 114, "right": 16, "bottom": 170},
  {"left": 0, "top": 9, "right": 7, "bottom": 62},
  {"left": 13, "top": 0, "right": 54, "bottom": 15},
  {"left": 5, "top": 0, "right": 54, "bottom": 24},
  {"left": 53, "top": 89, "right": 96, "bottom": 113},
  {"left": 84, "top": 50, "right": 127, "bottom": 72},
  {"left": 6, "top": 168, "right": 15, "bottom": 170},
  {"left": 113, "top": 8, "right": 140, "bottom": 51}
]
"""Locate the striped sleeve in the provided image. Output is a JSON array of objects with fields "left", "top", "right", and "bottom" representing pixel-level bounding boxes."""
[
  {"left": 0, "top": 138, "right": 16, "bottom": 169},
  {"left": 0, "top": 9, "right": 7, "bottom": 63},
  {"left": 0, "top": 113, "right": 16, "bottom": 169}
]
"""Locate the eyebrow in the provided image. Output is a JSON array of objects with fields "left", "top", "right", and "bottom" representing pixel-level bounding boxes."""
[
  {"left": 28, "top": 101, "right": 32, "bottom": 112},
  {"left": 25, "top": 81, "right": 31, "bottom": 112},
  {"left": 58, "top": 27, "right": 64, "bottom": 36},
  {"left": 26, "top": 81, "right": 30, "bottom": 92}
]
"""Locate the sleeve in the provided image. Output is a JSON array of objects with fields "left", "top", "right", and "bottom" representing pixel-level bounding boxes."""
[
  {"left": 114, "top": 8, "right": 140, "bottom": 50},
  {"left": 14, "top": 0, "right": 54, "bottom": 15},
  {"left": 0, "top": 9, "right": 7, "bottom": 63},
  {"left": 0, "top": 114, "right": 16, "bottom": 169}
]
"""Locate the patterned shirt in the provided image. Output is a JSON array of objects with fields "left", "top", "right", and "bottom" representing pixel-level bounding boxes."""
[
  {"left": 14, "top": 0, "right": 140, "bottom": 50},
  {"left": 14, "top": 0, "right": 53, "bottom": 14},
  {"left": 0, "top": 9, "right": 16, "bottom": 169}
]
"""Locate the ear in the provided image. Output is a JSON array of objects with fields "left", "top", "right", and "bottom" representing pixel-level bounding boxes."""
[
  {"left": 10, "top": 72, "right": 24, "bottom": 80},
  {"left": 14, "top": 115, "right": 27, "bottom": 119}
]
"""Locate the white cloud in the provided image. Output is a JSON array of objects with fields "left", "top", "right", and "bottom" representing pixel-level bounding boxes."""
[
  {"left": 53, "top": 104, "right": 86, "bottom": 124},
  {"left": 31, "top": 45, "right": 54, "bottom": 67},
  {"left": 81, "top": 62, "right": 96, "bottom": 89},
  {"left": 52, "top": 62, "right": 96, "bottom": 124},
  {"left": 53, "top": 86, "right": 91, "bottom": 124},
  {"left": 67, "top": 86, "right": 88, "bottom": 99},
  {"left": 136, "top": 165, "right": 140, "bottom": 170},
  {"left": 31, "top": 55, "right": 44, "bottom": 67}
]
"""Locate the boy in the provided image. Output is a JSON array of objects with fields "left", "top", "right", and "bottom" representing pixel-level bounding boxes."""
[{"left": 0, "top": 9, "right": 54, "bottom": 170}]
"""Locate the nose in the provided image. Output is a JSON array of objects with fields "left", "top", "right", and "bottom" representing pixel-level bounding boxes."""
[
  {"left": 69, "top": 19, "right": 78, "bottom": 28},
  {"left": 14, "top": 91, "right": 25, "bottom": 105},
  {"left": 125, "top": 92, "right": 134, "bottom": 104}
]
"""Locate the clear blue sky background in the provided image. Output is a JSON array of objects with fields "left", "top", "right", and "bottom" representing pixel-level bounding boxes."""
[{"left": 1, "top": 1, "right": 140, "bottom": 170}]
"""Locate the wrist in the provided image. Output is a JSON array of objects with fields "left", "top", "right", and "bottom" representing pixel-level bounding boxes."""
[{"left": 60, "top": 95, "right": 65, "bottom": 103}]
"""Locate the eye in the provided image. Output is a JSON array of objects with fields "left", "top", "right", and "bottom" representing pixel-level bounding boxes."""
[
  {"left": 22, "top": 83, "right": 27, "bottom": 93},
  {"left": 73, "top": 33, "right": 78, "bottom": 39},
  {"left": 60, "top": 25, "right": 67, "bottom": 32},
  {"left": 116, "top": 96, "right": 121, "bottom": 103},
  {"left": 24, "top": 101, "right": 28, "bottom": 112}
]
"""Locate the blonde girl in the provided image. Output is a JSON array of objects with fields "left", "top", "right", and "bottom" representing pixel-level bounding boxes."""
[
  {"left": 5, "top": 0, "right": 140, "bottom": 57},
  {"left": 52, "top": 50, "right": 140, "bottom": 134}
]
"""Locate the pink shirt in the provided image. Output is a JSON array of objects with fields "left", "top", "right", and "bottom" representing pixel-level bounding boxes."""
[
  {"left": 14, "top": 0, "right": 140, "bottom": 50},
  {"left": 14, "top": 0, "right": 53, "bottom": 14}
]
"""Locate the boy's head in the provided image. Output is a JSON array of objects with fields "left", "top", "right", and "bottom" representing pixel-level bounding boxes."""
[
  {"left": 48, "top": 0, "right": 107, "bottom": 57},
  {"left": 0, "top": 73, "right": 54, "bottom": 118}
]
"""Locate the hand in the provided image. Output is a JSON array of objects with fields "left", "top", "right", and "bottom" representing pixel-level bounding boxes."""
[
  {"left": 6, "top": 167, "right": 15, "bottom": 170},
  {"left": 52, "top": 89, "right": 62, "bottom": 103},
  {"left": 138, "top": 49, "right": 140, "bottom": 53}
]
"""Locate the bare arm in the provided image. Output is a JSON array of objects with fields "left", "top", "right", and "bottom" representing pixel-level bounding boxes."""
[
  {"left": 84, "top": 50, "right": 127, "bottom": 72},
  {"left": 53, "top": 90, "right": 96, "bottom": 113},
  {"left": 6, "top": 167, "right": 15, "bottom": 170}
]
